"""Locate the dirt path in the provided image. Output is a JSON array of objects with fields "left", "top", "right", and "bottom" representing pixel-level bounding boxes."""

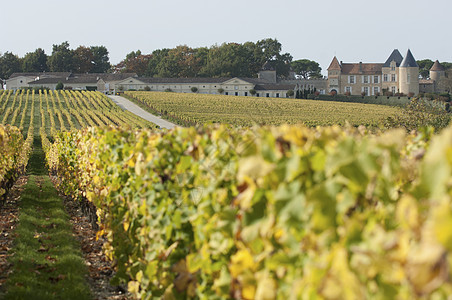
[{"left": 109, "top": 95, "right": 177, "bottom": 129}]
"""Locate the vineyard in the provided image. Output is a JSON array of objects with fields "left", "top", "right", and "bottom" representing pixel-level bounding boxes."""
[
  {"left": 2, "top": 88, "right": 452, "bottom": 299},
  {"left": 46, "top": 123, "right": 452, "bottom": 299},
  {"left": 0, "top": 89, "right": 154, "bottom": 137},
  {"left": 125, "top": 91, "right": 402, "bottom": 127}
]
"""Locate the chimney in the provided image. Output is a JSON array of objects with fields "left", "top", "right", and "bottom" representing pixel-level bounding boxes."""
[{"left": 359, "top": 62, "right": 363, "bottom": 73}]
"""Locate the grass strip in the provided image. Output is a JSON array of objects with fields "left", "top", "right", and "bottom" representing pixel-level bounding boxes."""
[{"left": 3, "top": 137, "right": 91, "bottom": 300}]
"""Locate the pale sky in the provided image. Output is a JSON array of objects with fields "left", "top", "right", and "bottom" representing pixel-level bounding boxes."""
[{"left": 2, "top": 0, "right": 451, "bottom": 75}]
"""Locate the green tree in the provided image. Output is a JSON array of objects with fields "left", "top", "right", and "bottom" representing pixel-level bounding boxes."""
[
  {"left": 191, "top": 87, "right": 198, "bottom": 93},
  {"left": 146, "top": 49, "right": 170, "bottom": 77},
  {"left": 48, "top": 41, "right": 74, "bottom": 72},
  {"left": 56, "top": 82, "right": 64, "bottom": 90},
  {"left": 90, "top": 46, "right": 110, "bottom": 73},
  {"left": 441, "top": 62, "right": 452, "bottom": 70},
  {"left": 291, "top": 59, "right": 322, "bottom": 79},
  {"left": 73, "top": 46, "right": 94, "bottom": 73},
  {"left": 417, "top": 59, "right": 434, "bottom": 79},
  {"left": 114, "top": 50, "right": 151, "bottom": 76},
  {"left": 254, "top": 38, "right": 292, "bottom": 77},
  {"left": 202, "top": 43, "right": 252, "bottom": 78},
  {"left": 22, "top": 48, "right": 48, "bottom": 73},
  {"left": 0, "top": 52, "right": 22, "bottom": 79},
  {"left": 156, "top": 45, "right": 203, "bottom": 78}
]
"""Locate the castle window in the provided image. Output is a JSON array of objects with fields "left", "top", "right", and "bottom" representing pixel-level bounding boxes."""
[
  {"left": 363, "top": 87, "right": 369, "bottom": 96},
  {"left": 383, "top": 74, "right": 388, "bottom": 82},
  {"left": 391, "top": 74, "right": 396, "bottom": 82},
  {"left": 407, "top": 74, "right": 411, "bottom": 82},
  {"left": 276, "top": 93, "right": 280, "bottom": 98},
  {"left": 374, "top": 76, "right": 379, "bottom": 84},
  {"left": 363, "top": 76, "right": 369, "bottom": 84},
  {"left": 345, "top": 86, "right": 352, "bottom": 93},
  {"left": 373, "top": 87, "right": 379, "bottom": 95},
  {"left": 391, "top": 86, "right": 396, "bottom": 94},
  {"left": 348, "top": 76, "right": 355, "bottom": 84}
]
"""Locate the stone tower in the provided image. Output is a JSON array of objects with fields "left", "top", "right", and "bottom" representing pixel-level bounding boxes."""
[
  {"left": 399, "top": 49, "right": 419, "bottom": 95},
  {"left": 258, "top": 61, "right": 277, "bottom": 83},
  {"left": 327, "top": 56, "right": 341, "bottom": 94},
  {"left": 430, "top": 60, "right": 445, "bottom": 82}
]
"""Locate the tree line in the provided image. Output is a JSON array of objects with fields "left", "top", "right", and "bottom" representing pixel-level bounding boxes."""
[
  {"left": 114, "top": 39, "right": 322, "bottom": 79},
  {"left": 0, "top": 42, "right": 110, "bottom": 79},
  {"left": 417, "top": 59, "right": 452, "bottom": 79},
  {"left": 0, "top": 39, "right": 323, "bottom": 81}
]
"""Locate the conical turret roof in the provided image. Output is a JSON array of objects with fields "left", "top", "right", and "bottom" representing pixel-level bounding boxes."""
[
  {"left": 400, "top": 49, "right": 418, "bottom": 68},
  {"left": 383, "top": 49, "right": 403, "bottom": 67},
  {"left": 430, "top": 60, "right": 445, "bottom": 71},
  {"left": 327, "top": 56, "right": 341, "bottom": 71}
]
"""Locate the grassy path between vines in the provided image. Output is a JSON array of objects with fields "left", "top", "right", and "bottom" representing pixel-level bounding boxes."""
[{"left": 3, "top": 137, "right": 91, "bottom": 300}]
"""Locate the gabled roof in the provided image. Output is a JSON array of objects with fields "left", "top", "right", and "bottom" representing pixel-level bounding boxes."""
[
  {"left": 430, "top": 60, "right": 445, "bottom": 72},
  {"left": 341, "top": 63, "right": 382, "bottom": 75},
  {"left": 400, "top": 49, "right": 418, "bottom": 68},
  {"left": 383, "top": 49, "right": 403, "bottom": 67},
  {"left": 29, "top": 76, "right": 99, "bottom": 85},
  {"left": 9, "top": 72, "right": 71, "bottom": 79},
  {"left": 327, "top": 56, "right": 341, "bottom": 71},
  {"left": 136, "top": 77, "right": 232, "bottom": 84},
  {"left": 254, "top": 84, "right": 296, "bottom": 91},
  {"left": 97, "top": 73, "right": 138, "bottom": 82}
]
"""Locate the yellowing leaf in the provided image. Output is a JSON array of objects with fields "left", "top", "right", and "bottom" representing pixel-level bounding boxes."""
[{"left": 229, "top": 248, "right": 256, "bottom": 278}]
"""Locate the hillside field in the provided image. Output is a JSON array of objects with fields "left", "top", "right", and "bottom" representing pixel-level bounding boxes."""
[
  {"left": 125, "top": 91, "right": 401, "bottom": 127},
  {"left": 2, "top": 89, "right": 452, "bottom": 299}
]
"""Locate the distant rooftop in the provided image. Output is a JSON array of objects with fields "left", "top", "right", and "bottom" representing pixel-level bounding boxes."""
[
  {"left": 430, "top": 60, "right": 445, "bottom": 72},
  {"left": 400, "top": 49, "right": 418, "bottom": 68},
  {"left": 383, "top": 49, "right": 403, "bottom": 68}
]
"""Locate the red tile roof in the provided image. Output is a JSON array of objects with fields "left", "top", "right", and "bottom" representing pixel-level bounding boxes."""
[
  {"left": 327, "top": 56, "right": 341, "bottom": 71},
  {"left": 340, "top": 63, "right": 383, "bottom": 75},
  {"left": 430, "top": 60, "right": 445, "bottom": 72}
]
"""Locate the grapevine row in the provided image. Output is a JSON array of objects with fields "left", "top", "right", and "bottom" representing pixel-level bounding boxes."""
[{"left": 45, "top": 123, "right": 452, "bottom": 299}]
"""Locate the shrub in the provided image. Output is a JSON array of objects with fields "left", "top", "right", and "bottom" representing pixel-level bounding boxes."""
[
  {"left": 144, "top": 86, "right": 151, "bottom": 91},
  {"left": 165, "top": 88, "right": 173, "bottom": 92},
  {"left": 191, "top": 87, "right": 198, "bottom": 93},
  {"left": 249, "top": 89, "right": 256, "bottom": 96},
  {"left": 329, "top": 90, "right": 337, "bottom": 96},
  {"left": 385, "top": 98, "right": 451, "bottom": 132},
  {"left": 286, "top": 89, "right": 294, "bottom": 97},
  {"left": 217, "top": 88, "right": 224, "bottom": 94},
  {"left": 56, "top": 82, "right": 64, "bottom": 90},
  {"left": 345, "top": 91, "right": 351, "bottom": 96}
]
